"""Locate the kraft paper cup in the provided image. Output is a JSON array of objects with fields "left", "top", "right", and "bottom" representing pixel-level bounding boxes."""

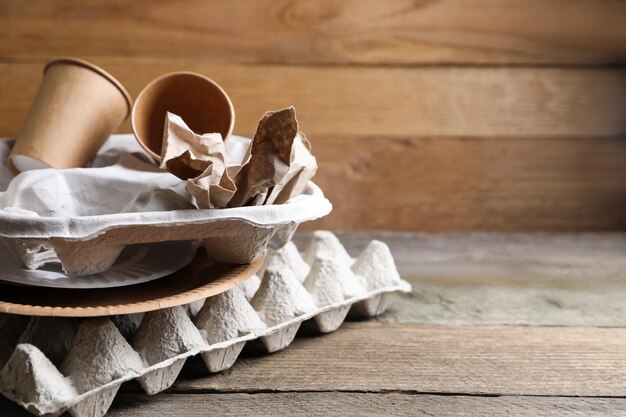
[
  {"left": 9, "top": 57, "right": 132, "bottom": 173},
  {"left": 131, "top": 72, "right": 235, "bottom": 162}
]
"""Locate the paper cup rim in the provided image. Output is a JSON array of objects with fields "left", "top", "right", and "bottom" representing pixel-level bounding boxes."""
[
  {"left": 44, "top": 57, "right": 133, "bottom": 120},
  {"left": 131, "top": 71, "right": 236, "bottom": 161}
]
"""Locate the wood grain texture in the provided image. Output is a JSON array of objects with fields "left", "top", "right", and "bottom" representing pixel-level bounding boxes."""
[
  {"left": 4, "top": 393, "right": 626, "bottom": 417},
  {"left": 172, "top": 323, "right": 626, "bottom": 397},
  {"left": 1, "top": 0, "right": 626, "bottom": 65},
  {"left": 1, "top": 60, "right": 625, "bottom": 138},
  {"left": 2, "top": 61, "right": 626, "bottom": 231},
  {"left": 295, "top": 232, "right": 626, "bottom": 326},
  {"left": 303, "top": 136, "right": 626, "bottom": 231},
  {"left": 2, "top": 233, "right": 626, "bottom": 415},
  {"left": 86, "top": 394, "right": 626, "bottom": 417}
]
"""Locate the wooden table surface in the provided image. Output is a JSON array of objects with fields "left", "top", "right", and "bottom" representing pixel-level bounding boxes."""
[{"left": 2, "top": 231, "right": 626, "bottom": 416}]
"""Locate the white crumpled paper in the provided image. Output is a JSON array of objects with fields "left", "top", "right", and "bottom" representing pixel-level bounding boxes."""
[
  {"left": 0, "top": 154, "right": 191, "bottom": 218},
  {"left": 0, "top": 134, "right": 252, "bottom": 218}
]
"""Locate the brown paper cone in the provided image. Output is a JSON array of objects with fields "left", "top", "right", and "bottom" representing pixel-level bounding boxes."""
[
  {"left": 9, "top": 57, "right": 132, "bottom": 172},
  {"left": 131, "top": 72, "right": 235, "bottom": 162}
]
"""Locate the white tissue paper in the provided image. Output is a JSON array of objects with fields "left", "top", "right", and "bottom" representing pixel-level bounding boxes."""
[{"left": 0, "top": 134, "right": 254, "bottom": 217}]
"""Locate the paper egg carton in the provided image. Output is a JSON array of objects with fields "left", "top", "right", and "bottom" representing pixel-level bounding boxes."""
[
  {"left": 0, "top": 231, "right": 411, "bottom": 417},
  {"left": 0, "top": 181, "right": 331, "bottom": 276}
]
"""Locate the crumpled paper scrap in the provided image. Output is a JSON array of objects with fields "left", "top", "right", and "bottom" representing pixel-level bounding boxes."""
[
  {"left": 160, "top": 112, "right": 227, "bottom": 180},
  {"left": 186, "top": 163, "right": 236, "bottom": 210},
  {"left": 263, "top": 130, "right": 317, "bottom": 206},
  {"left": 228, "top": 107, "right": 317, "bottom": 207},
  {"left": 161, "top": 112, "right": 236, "bottom": 208},
  {"left": 161, "top": 107, "right": 317, "bottom": 209}
]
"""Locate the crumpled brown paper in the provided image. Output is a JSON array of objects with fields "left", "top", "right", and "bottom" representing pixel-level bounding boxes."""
[
  {"left": 263, "top": 130, "right": 317, "bottom": 205},
  {"left": 161, "top": 107, "right": 317, "bottom": 209},
  {"left": 229, "top": 107, "right": 317, "bottom": 207},
  {"left": 187, "top": 164, "right": 236, "bottom": 209},
  {"left": 160, "top": 112, "right": 228, "bottom": 180},
  {"left": 161, "top": 112, "right": 235, "bottom": 208}
]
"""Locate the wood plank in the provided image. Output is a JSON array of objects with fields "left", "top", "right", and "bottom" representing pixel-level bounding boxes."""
[
  {"left": 172, "top": 323, "right": 626, "bottom": 397},
  {"left": 98, "top": 394, "right": 626, "bottom": 417},
  {"left": 1, "top": 0, "right": 626, "bottom": 65},
  {"left": 1, "top": 59, "right": 625, "bottom": 138},
  {"left": 294, "top": 232, "right": 626, "bottom": 326},
  {"left": 296, "top": 232, "right": 626, "bottom": 276},
  {"left": 2, "top": 61, "right": 626, "bottom": 233},
  {"left": 302, "top": 136, "right": 626, "bottom": 231},
  {"left": 4, "top": 392, "right": 626, "bottom": 417}
]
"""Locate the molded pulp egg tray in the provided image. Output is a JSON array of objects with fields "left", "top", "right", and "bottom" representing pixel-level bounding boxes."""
[
  {"left": 0, "top": 231, "right": 411, "bottom": 417},
  {"left": 1, "top": 183, "right": 329, "bottom": 276},
  {"left": 0, "top": 135, "right": 332, "bottom": 276}
]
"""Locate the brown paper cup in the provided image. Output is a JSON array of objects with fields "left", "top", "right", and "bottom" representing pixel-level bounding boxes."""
[
  {"left": 9, "top": 57, "right": 132, "bottom": 173},
  {"left": 131, "top": 72, "right": 235, "bottom": 162}
]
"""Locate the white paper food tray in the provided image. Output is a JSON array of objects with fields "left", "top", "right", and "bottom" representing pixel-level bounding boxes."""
[{"left": 0, "top": 135, "right": 332, "bottom": 276}]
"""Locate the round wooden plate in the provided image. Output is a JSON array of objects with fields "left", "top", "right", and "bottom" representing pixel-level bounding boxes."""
[{"left": 0, "top": 251, "right": 263, "bottom": 317}]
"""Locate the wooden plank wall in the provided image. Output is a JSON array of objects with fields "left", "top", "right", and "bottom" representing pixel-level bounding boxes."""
[{"left": 0, "top": 0, "right": 625, "bottom": 231}]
